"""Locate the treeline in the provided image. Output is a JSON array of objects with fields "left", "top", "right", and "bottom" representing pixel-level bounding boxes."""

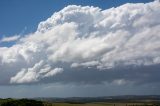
[{"left": 0, "top": 98, "right": 48, "bottom": 106}]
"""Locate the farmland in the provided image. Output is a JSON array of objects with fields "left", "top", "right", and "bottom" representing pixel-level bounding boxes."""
[{"left": 0, "top": 95, "right": 160, "bottom": 106}]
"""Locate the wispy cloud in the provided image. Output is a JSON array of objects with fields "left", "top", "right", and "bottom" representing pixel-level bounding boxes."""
[{"left": 0, "top": 35, "right": 20, "bottom": 42}]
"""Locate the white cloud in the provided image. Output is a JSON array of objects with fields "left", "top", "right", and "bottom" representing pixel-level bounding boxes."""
[
  {"left": 10, "top": 61, "right": 63, "bottom": 84},
  {"left": 44, "top": 68, "right": 63, "bottom": 78},
  {"left": 71, "top": 61, "right": 100, "bottom": 68},
  {"left": 0, "top": 35, "right": 20, "bottom": 42},
  {"left": 0, "top": 1, "right": 160, "bottom": 84}
]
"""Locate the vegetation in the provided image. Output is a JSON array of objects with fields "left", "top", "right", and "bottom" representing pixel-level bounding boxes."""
[
  {"left": 48, "top": 102, "right": 160, "bottom": 106},
  {"left": 0, "top": 98, "right": 44, "bottom": 106},
  {"left": 0, "top": 98, "right": 160, "bottom": 106}
]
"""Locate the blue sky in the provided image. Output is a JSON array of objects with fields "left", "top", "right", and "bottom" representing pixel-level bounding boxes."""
[
  {"left": 0, "top": 0, "right": 160, "bottom": 98},
  {"left": 0, "top": 0, "right": 152, "bottom": 39}
]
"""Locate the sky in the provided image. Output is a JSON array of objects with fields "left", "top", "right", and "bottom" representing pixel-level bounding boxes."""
[
  {"left": 0, "top": 0, "right": 152, "bottom": 40},
  {"left": 0, "top": 0, "right": 160, "bottom": 98}
]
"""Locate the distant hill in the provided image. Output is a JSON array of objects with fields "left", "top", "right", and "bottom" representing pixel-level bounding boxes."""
[{"left": 34, "top": 95, "right": 160, "bottom": 104}]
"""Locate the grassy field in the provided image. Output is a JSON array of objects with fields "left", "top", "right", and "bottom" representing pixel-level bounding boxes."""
[
  {"left": 44, "top": 102, "right": 158, "bottom": 106},
  {"left": 0, "top": 99, "right": 159, "bottom": 106}
]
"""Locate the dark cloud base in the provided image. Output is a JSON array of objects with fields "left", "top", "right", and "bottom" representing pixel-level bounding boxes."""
[{"left": 37, "top": 64, "right": 160, "bottom": 85}]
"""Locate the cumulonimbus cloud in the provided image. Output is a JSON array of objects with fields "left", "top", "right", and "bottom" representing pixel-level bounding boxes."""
[{"left": 0, "top": 1, "right": 160, "bottom": 85}]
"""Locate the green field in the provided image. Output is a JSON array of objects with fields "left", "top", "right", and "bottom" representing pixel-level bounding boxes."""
[
  {"left": 45, "top": 102, "right": 158, "bottom": 106},
  {"left": 0, "top": 99, "right": 159, "bottom": 106}
]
